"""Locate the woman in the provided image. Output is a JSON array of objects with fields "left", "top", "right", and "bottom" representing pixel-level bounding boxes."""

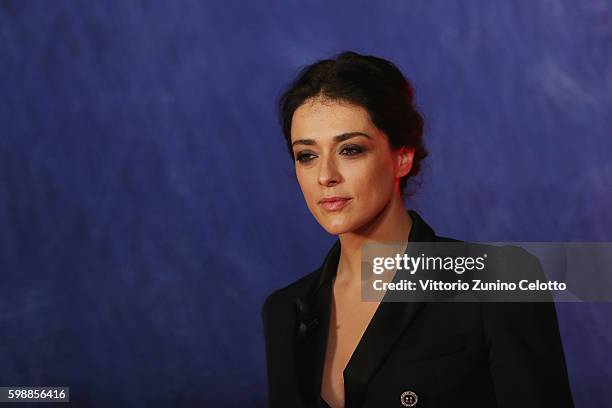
[{"left": 261, "top": 51, "right": 573, "bottom": 408}]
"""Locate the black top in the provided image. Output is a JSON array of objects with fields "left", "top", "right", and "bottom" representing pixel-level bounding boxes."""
[
  {"left": 262, "top": 210, "right": 574, "bottom": 408},
  {"left": 320, "top": 396, "right": 332, "bottom": 408}
]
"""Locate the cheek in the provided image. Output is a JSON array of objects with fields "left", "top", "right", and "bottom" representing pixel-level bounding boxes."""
[
  {"left": 348, "top": 157, "right": 396, "bottom": 197},
  {"left": 295, "top": 168, "right": 317, "bottom": 202}
]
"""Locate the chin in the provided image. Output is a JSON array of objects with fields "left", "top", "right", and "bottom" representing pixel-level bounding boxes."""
[
  {"left": 320, "top": 224, "right": 349, "bottom": 235},
  {"left": 315, "top": 214, "right": 360, "bottom": 235}
]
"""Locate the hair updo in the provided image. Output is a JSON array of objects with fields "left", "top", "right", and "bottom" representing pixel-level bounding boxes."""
[{"left": 278, "top": 50, "right": 428, "bottom": 198}]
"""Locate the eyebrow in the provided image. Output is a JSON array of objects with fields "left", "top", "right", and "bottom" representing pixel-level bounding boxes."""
[{"left": 291, "top": 132, "right": 372, "bottom": 148}]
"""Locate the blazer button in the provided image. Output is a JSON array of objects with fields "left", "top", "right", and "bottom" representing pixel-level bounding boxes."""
[{"left": 400, "top": 390, "right": 418, "bottom": 407}]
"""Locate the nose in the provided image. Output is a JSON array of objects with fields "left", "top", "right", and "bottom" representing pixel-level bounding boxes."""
[{"left": 318, "top": 154, "right": 341, "bottom": 187}]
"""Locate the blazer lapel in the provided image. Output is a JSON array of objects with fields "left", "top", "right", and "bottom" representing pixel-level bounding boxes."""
[
  {"left": 344, "top": 210, "right": 435, "bottom": 407},
  {"left": 293, "top": 210, "right": 437, "bottom": 408},
  {"left": 294, "top": 239, "right": 340, "bottom": 406}
]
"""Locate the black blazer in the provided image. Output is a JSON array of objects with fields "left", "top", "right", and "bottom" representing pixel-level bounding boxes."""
[{"left": 261, "top": 210, "right": 574, "bottom": 408}]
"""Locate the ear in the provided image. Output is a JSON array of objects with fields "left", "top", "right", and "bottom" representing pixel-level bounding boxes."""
[{"left": 395, "top": 146, "right": 414, "bottom": 178}]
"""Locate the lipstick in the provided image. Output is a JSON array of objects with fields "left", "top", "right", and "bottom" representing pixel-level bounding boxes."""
[{"left": 318, "top": 197, "right": 352, "bottom": 212}]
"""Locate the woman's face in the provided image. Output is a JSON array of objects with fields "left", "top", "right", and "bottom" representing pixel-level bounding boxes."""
[{"left": 290, "top": 97, "right": 412, "bottom": 235}]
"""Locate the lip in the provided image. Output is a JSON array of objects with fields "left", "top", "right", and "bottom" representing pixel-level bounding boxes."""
[{"left": 318, "top": 197, "right": 352, "bottom": 212}]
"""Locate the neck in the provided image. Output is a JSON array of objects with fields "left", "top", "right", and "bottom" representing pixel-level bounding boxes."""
[{"left": 335, "top": 194, "right": 413, "bottom": 290}]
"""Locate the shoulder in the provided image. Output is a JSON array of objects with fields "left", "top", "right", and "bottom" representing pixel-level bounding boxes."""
[
  {"left": 261, "top": 268, "right": 321, "bottom": 320},
  {"left": 446, "top": 238, "right": 542, "bottom": 271},
  {"left": 432, "top": 234, "right": 538, "bottom": 264},
  {"left": 477, "top": 243, "right": 544, "bottom": 279},
  {"left": 435, "top": 234, "right": 461, "bottom": 243}
]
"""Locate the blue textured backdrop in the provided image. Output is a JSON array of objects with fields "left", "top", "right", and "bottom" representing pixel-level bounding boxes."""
[{"left": 1, "top": 0, "right": 611, "bottom": 406}]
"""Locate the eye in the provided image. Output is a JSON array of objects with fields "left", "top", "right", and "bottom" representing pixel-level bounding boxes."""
[
  {"left": 295, "top": 151, "right": 317, "bottom": 163},
  {"left": 340, "top": 144, "right": 365, "bottom": 156}
]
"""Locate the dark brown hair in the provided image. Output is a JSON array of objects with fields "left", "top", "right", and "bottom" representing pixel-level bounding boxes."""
[{"left": 277, "top": 50, "right": 428, "bottom": 197}]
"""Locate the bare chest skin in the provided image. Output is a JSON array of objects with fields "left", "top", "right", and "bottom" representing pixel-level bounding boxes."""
[{"left": 320, "top": 280, "right": 381, "bottom": 408}]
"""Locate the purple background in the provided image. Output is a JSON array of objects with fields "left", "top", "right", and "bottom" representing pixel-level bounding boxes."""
[{"left": 1, "top": 0, "right": 611, "bottom": 406}]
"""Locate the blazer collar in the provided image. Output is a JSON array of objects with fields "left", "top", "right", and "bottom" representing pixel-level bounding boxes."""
[{"left": 294, "top": 210, "right": 436, "bottom": 408}]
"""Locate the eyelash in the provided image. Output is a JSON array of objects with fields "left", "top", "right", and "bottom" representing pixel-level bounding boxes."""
[
  {"left": 341, "top": 145, "right": 364, "bottom": 156},
  {"left": 295, "top": 145, "right": 365, "bottom": 163},
  {"left": 295, "top": 152, "right": 315, "bottom": 163}
]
